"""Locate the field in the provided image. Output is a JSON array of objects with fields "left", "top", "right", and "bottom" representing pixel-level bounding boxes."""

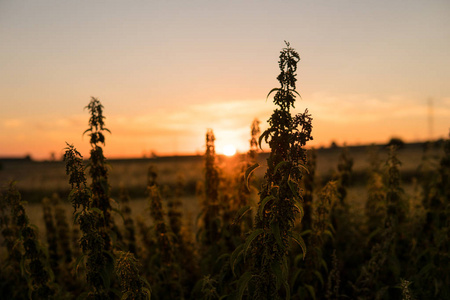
[
  {"left": 1, "top": 140, "right": 447, "bottom": 299},
  {"left": 1, "top": 44, "right": 449, "bottom": 300},
  {"left": 0, "top": 142, "right": 441, "bottom": 226}
]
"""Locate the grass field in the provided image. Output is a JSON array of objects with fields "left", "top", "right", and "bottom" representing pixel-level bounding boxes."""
[
  {"left": 0, "top": 141, "right": 442, "bottom": 205},
  {"left": 1, "top": 141, "right": 442, "bottom": 242}
]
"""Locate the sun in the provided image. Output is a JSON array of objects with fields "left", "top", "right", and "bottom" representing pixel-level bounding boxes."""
[{"left": 223, "top": 144, "right": 236, "bottom": 156}]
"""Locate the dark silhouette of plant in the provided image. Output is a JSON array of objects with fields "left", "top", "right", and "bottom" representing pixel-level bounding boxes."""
[
  {"left": 200, "top": 129, "right": 221, "bottom": 248},
  {"left": 0, "top": 184, "right": 26, "bottom": 298},
  {"left": 146, "top": 165, "right": 184, "bottom": 299},
  {"left": 3, "top": 182, "right": 55, "bottom": 299},
  {"left": 51, "top": 193, "right": 73, "bottom": 265},
  {"left": 302, "top": 148, "right": 317, "bottom": 232},
  {"left": 234, "top": 41, "right": 312, "bottom": 299},
  {"left": 168, "top": 174, "right": 184, "bottom": 242},
  {"left": 84, "top": 97, "right": 118, "bottom": 251},
  {"left": 42, "top": 197, "right": 59, "bottom": 270},
  {"left": 365, "top": 147, "right": 386, "bottom": 233},
  {"left": 235, "top": 119, "right": 261, "bottom": 232},
  {"left": 115, "top": 251, "right": 151, "bottom": 300},
  {"left": 64, "top": 144, "right": 113, "bottom": 299},
  {"left": 119, "top": 186, "right": 138, "bottom": 255}
]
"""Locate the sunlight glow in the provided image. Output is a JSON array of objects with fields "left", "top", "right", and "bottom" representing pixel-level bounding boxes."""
[{"left": 223, "top": 144, "right": 236, "bottom": 156}]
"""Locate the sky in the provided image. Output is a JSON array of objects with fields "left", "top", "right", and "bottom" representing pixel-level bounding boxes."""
[{"left": 0, "top": 0, "right": 449, "bottom": 160}]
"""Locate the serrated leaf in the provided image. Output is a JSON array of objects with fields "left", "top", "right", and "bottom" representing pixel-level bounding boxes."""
[
  {"left": 305, "top": 284, "right": 316, "bottom": 300},
  {"left": 298, "top": 162, "right": 309, "bottom": 174},
  {"left": 73, "top": 211, "right": 81, "bottom": 224},
  {"left": 75, "top": 254, "right": 86, "bottom": 276},
  {"left": 100, "top": 264, "right": 112, "bottom": 289},
  {"left": 112, "top": 207, "right": 125, "bottom": 222},
  {"left": 274, "top": 160, "right": 290, "bottom": 176},
  {"left": 266, "top": 88, "right": 282, "bottom": 100},
  {"left": 258, "top": 195, "right": 276, "bottom": 218},
  {"left": 321, "top": 258, "right": 328, "bottom": 273},
  {"left": 89, "top": 207, "right": 104, "bottom": 218},
  {"left": 323, "top": 230, "right": 334, "bottom": 240},
  {"left": 271, "top": 261, "right": 283, "bottom": 289},
  {"left": 142, "top": 287, "right": 151, "bottom": 299},
  {"left": 258, "top": 130, "right": 271, "bottom": 150},
  {"left": 235, "top": 272, "right": 252, "bottom": 300},
  {"left": 293, "top": 202, "right": 304, "bottom": 220},
  {"left": 291, "top": 231, "right": 307, "bottom": 259},
  {"left": 232, "top": 205, "right": 252, "bottom": 225},
  {"left": 230, "top": 244, "right": 244, "bottom": 276},
  {"left": 283, "top": 281, "right": 291, "bottom": 300},
  {"left": 290, "top": 268, "right": 302, "bottom": 287},
  {"left": 77, "top": 291, "right": 89, "bottom": 300},
  {"left": 271, "top": 221, "right": 283, "bottom": 248},
  {"left": 314, "top": 270, "right": 324, "bottom": 287},
  {"left": 245, "top": 163, "right": 260, "bottom": 190},
  {"left": 288, "top": 179, "right": 301, "bottom": 202},
  {"left": 243, "top": 228, "right": 264, "bottom": 260}
]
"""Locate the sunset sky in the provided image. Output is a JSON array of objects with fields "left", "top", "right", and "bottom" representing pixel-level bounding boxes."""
[{"left": 1, "top": 0, "right": 449, "bottom": 160}]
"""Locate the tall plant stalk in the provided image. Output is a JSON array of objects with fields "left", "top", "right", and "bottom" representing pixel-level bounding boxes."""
[
  {"left": 236, "top": 42, "right": 312, "bottom": 299},
  {"left": 84, "top": 97, "right": 116, "bottom": 250}
]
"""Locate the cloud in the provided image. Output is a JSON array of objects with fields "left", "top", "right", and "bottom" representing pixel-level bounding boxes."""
[
  {"left": 2, "top": 119, "right": 25, "bottom": 129},
  {"left": 307, "top": 92, "right": 450, "bottom": 124},
  {"left": 1, "top": 95, "right": 449, "bottom": 159}
]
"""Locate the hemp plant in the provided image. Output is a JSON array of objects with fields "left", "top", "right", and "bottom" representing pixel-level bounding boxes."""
[
  {"left": 199, "top": 129, "right": 221, "bottom": 248},
  {"left": 84, "top": 97, "right": 117, "bottom": 250},
  {"left": 64, "top": 144, "right": 112, "bottom": 299},
  {"left": 234, "top": 119, "right": 261, "bottom": 234},
  {"left": 115, "top": 251, "right": 151, "bottom": 300},
  {"left": 235, "top": 42, "right": 313, "bottom": 299},
  {"left": 3, "top": 182, "right": 55, "bottom": 299}
]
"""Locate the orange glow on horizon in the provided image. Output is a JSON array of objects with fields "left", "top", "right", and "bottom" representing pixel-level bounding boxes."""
[{"left": 222, "top": 144, "right": 237, "bottom": 156}]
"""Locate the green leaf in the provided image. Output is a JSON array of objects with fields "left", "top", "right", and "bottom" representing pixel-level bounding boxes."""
[
  {"left": 293, "top": 202, "right": 304, "bottom": 220},
  {"left": 271, "top": 261, "right": 283, "bottom": 289},
  {"left": 74, "top": 254, "right": 86, "bottom": 276},
  {"left": 283, "top": 281, "right": 291, "bottom": 300},
  {"left": 258, "top": 195, "right": 276, "bottom": 218},
  {"left": 230, "top": 244, "right": 244, "bottom": 276},
  {"left": 76, "top": 291, "right": 89, "bottom": 300},
  {"left": 245, "top": 163, "right": 260, "bottom": 190},
  {"left": 111, "top": 207, "right": 124, "bottom": 222},
  {"left": 73, "top": 211, "right": 82, "bottom": 224},
  {"left": 89, "top": 207, "right": 105, "bottom": 219},
  {"left": 142, "top": 287, "right": 151, "bottom": 299},
  {"left": 243, "top": 228, "right": 264, "bottom": 259},
  {"left": 300, "top": 229, "right": 312, "bottom": 237},
  {"left": 232, "top": 205, "right": 252, "bottom": 225},
  {"left": 235, "top": 272, "right": 252, "bottom": 300},
  {"left": 305, "top": 284, "right": 316, "bottom": 300},
  {"left": 20, "top": 257, "right": 26, "bottom": 277},
  {"left": 297, "top": 162, "right": 309, "bottom": 174},
  {"left": 274, "top": 160, "right": 290, "bottom": 176},
  {"left": 288, "top": 179, "right": 301, "bottom": 202},
  {"left": 321, "top": 258, "right": 328, "bottom": 273},
  {"left": 314, "top": 270, "right": 324, "bottom": 287},
  {"left": 100, "top": 263, "right": 113, "bottom": 289},
  {"left": 271, "top": 221, "right": 283, "bottom": 248},
  {"left": 323, "top": 230, "right": 334, "bottom": 240},
  {"left": 290, "top": 231, "right": 307, "bottom": 259}
]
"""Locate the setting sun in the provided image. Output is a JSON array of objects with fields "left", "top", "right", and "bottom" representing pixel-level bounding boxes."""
[{"left": 223, "top": 144, "right": 236, "bottom": 156}]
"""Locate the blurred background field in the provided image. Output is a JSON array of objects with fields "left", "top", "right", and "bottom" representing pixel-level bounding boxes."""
[{"left": 0, "top": 140, "right": 444, "bottom": 229}]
